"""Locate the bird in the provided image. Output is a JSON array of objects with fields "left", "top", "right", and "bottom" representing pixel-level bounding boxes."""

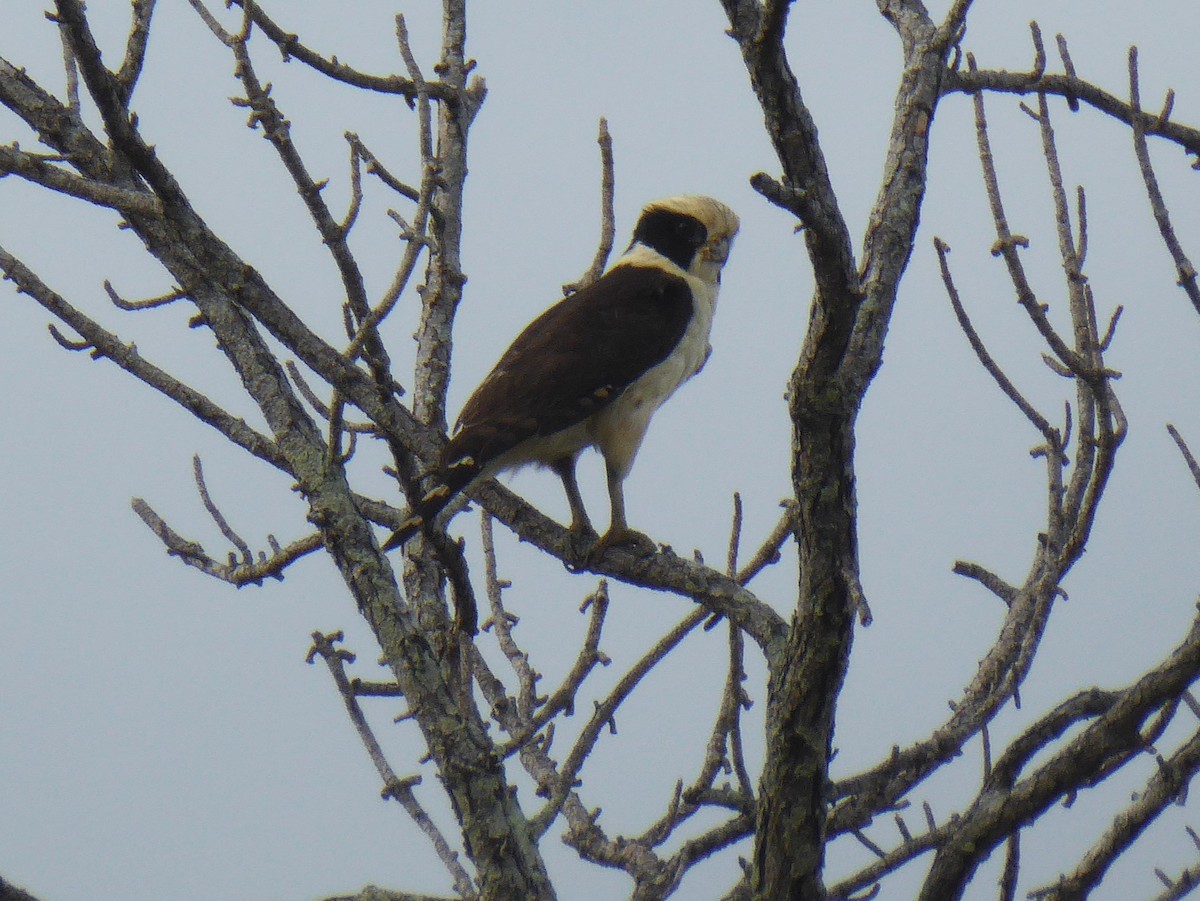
[{"left": 382, "top": 194, "right": 739, "bottom": 555}]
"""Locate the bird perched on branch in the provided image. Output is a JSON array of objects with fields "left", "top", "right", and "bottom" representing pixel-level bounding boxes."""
[{"left": 383, "top": 194, "right": 739, "bottom": 555}]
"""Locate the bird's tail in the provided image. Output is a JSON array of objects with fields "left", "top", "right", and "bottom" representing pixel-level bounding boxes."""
[{"left": 380, "top": 455, "right": 481, "bottom": 551}]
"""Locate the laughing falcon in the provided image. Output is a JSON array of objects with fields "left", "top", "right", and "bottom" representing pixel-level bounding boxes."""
[{"left": 383, "top": 194, "right": 739, "bottom": 553}]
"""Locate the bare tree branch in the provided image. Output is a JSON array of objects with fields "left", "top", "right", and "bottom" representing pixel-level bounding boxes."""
[
  {"left": 220, "top": 21, "right": 389, "bottom": 383},
  {"left": 1128, "top": 46, "right": 1200, "bottom": 316},
  {"left": 319, "top": 889, "right": 458, "bottom": 901},
  {"left": 735, "top": 500, "right": 798, "bottom": 586},
  {"left": 919, "top": 610, "right": 1200, "bottom": 899},
  {"left": 131, "top": 497, "right": 323, "bottom": 586},
  {"left": 934, "top": 236, "right": 1058, "bottom": 444},
  {"left": 0, "top": 247, "right": 284, "bottom": 468},
  {"left": 948, "top": 64, "right": 1200, "bottom": 160},
  {"left": 533, "top": 605, "right": 710, "bottom": 836},
  {"left": 722, "top": 0, "right": 958, "bottom": 891},
  {"left": 952, "top": 560, "right": 1018, "bottom": 606},
  {"left": 342, "top": 13, "right": 437, "bottom": 362},
  {"left": 1033, "top": 724, "right": 1200, "bottom": 899},
  {"left": 8, "top": 5, "right": 1200, "bottom": 901},
  {"left": 1150, "top": 860, "right": 1200, "bottom": 901},
  {"left": 0, "top": 142, "right": 160, "bottom": 214},
  {"left": 103, "top": 279, "right": 187, "bottom": 311},
  {"left": 45, "top": 4, "right": 554, "bottom": 894},
  {"left": 192, "top": 454, "right": 253, "bottom": 563},
  {"left": 308, "top": 632, "right": 476, "bottom": 898},
  {"left": 223, "top": 0, "right": 456, "bottom": 102},
  {"left": 116, "top": 0, "right": 156, "bottom": 98},
  {"left": 564, "top": 117, "right": 616, "bottom": 293},
  {"left": 1168, "top": 425, "right": 1200, "bottom": 492}
]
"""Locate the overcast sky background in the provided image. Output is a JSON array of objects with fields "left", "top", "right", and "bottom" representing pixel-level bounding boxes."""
[{"left": 3, "top": 2, "right": 1200, "bottom": 900}]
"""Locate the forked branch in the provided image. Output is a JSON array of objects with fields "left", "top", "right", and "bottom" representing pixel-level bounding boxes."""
[{"left": 308, "top": 632, "right": 475, "bottom": 898}]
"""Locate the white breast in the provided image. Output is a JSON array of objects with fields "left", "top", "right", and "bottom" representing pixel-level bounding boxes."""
[{"left": 591, "top": 249, "right": 720, "bottom": 479}]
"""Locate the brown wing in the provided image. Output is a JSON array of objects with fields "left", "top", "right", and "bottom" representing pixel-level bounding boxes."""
[{"left": 440, "top": 263, "right": 694, "bottom": 487}]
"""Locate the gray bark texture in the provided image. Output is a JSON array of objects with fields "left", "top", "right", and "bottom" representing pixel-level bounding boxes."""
[{"left": 4, "top": 2, "right": 1200, "bottom": 900}]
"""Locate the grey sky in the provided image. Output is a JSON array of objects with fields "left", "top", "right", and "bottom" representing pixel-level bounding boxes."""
[{"left": 3, "top": 2, "right": 1200, "bottom": 899}]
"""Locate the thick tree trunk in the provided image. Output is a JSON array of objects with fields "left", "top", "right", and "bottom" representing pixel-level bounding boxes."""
[
  {"left": 719, "top": 3, "right": 954, "bottom": 896},
  {"left": 755, "top": 400, "right": 860, "bottom": 900}
]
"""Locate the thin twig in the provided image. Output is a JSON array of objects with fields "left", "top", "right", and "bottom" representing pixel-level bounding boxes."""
[
  {"left": 968, "top": 55, "right": 1087, "bottom": 376},
  {"left": 220, "top": 0, "right": 455, "bottom": 100},
  {"left": 1128, "top": 47, "right": 1200, "bottom": 316},
  {"left": 193, "top": 454, "right": 253, "bottom": 563},
  {"left": 952, "top": 561, "right": 1018, "bottom": 606},
  {"left": 103, "top": 280, "right": 186, "bottom": 311},
  {"left": 532, "top": 606, "right": 710, "bottom": 836},
  {"left": 934, "top": 237, "right": 1058, "bottom": 445},
  {"left": 340, "top": 135, "right": 366, "bottom": 236},
  {"left": 0, "top": 143, "right": 160, "bottom": 215},
  {"left": 564, "top": 117, "right": 616, "bottom": 293},
  {"left": 116, "top": 0, "right": 156, "bottom": 99},
  {"left": 480, "top": 513, "right": 539, "bottom": 717},
  {"left": 284, "top": 361, "right": 378, "bottom": 433},
  {"left": 343, "top": 14, "right": 436, "bottom": 358},
  {"left": 1000, "top": 832, "right": 1020, "bottom": 901},
  {"left": 727, "top": 492, "right": 744, "bottom": 579},
  {"left": 501, "top": 582, "right": 611, "bottom": 753},
  {"left": 1167, "top": 425, "right": 1200, "bottom": 493},
  {"left": 47, "top": 322, "right": 92, "bottom": 352},
  {"left": 131, "top": 497, "right": 323, "bottom": 586},
  {"left": 56, "top": 18, "right": 81, "bottom": 114},
  {"left": 346, "top": 133, "right": 420, "bottom": 200},
  {"left": 307, "top": 632, "right": 475, "bottom": 897},
  {"left": 1055, "top": 33, "right": 1080, "bottom": 112},
  {"left": 734, "top": 500, "right": 798, "bottom": 585}
]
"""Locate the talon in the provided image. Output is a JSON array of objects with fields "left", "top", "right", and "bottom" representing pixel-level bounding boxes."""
[
  {"left": 588, "top": 527, "right": 657, "bottom": 562},
  {"left": 567, "top": 521, "right": 600, "bottom": 561}
]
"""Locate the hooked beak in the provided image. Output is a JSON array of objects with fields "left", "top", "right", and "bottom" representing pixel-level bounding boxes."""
[{"left": 702, "top": 235, "right": 734, "bottom": 265}]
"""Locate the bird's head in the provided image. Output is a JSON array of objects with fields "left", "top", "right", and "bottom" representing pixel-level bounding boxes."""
[{"left": 630, "top": 195, "right": 739, "bottom": 282}]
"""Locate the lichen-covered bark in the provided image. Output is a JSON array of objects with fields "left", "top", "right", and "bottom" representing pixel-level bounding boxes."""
[
  {"left": 719, "top": 2, "right": 958, "bottom": 896},
  {"left": 44, "top": 3, "right": 556, "bottom": 897}
]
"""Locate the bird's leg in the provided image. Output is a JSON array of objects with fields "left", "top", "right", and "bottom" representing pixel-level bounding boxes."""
[
  {"left": 591, "top": 458, "right": 656, "bottom": 558},
  {"left": 551, "top": 456, "right": 598, "bottom": 555}
]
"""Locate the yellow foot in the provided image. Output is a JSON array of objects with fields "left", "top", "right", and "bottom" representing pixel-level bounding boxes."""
[
  {"left": 588, "top": 526, "right": 657, "bottom": 561},
  {"left": 567, "top": 521, "right": 600, "bottom": 561}
]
